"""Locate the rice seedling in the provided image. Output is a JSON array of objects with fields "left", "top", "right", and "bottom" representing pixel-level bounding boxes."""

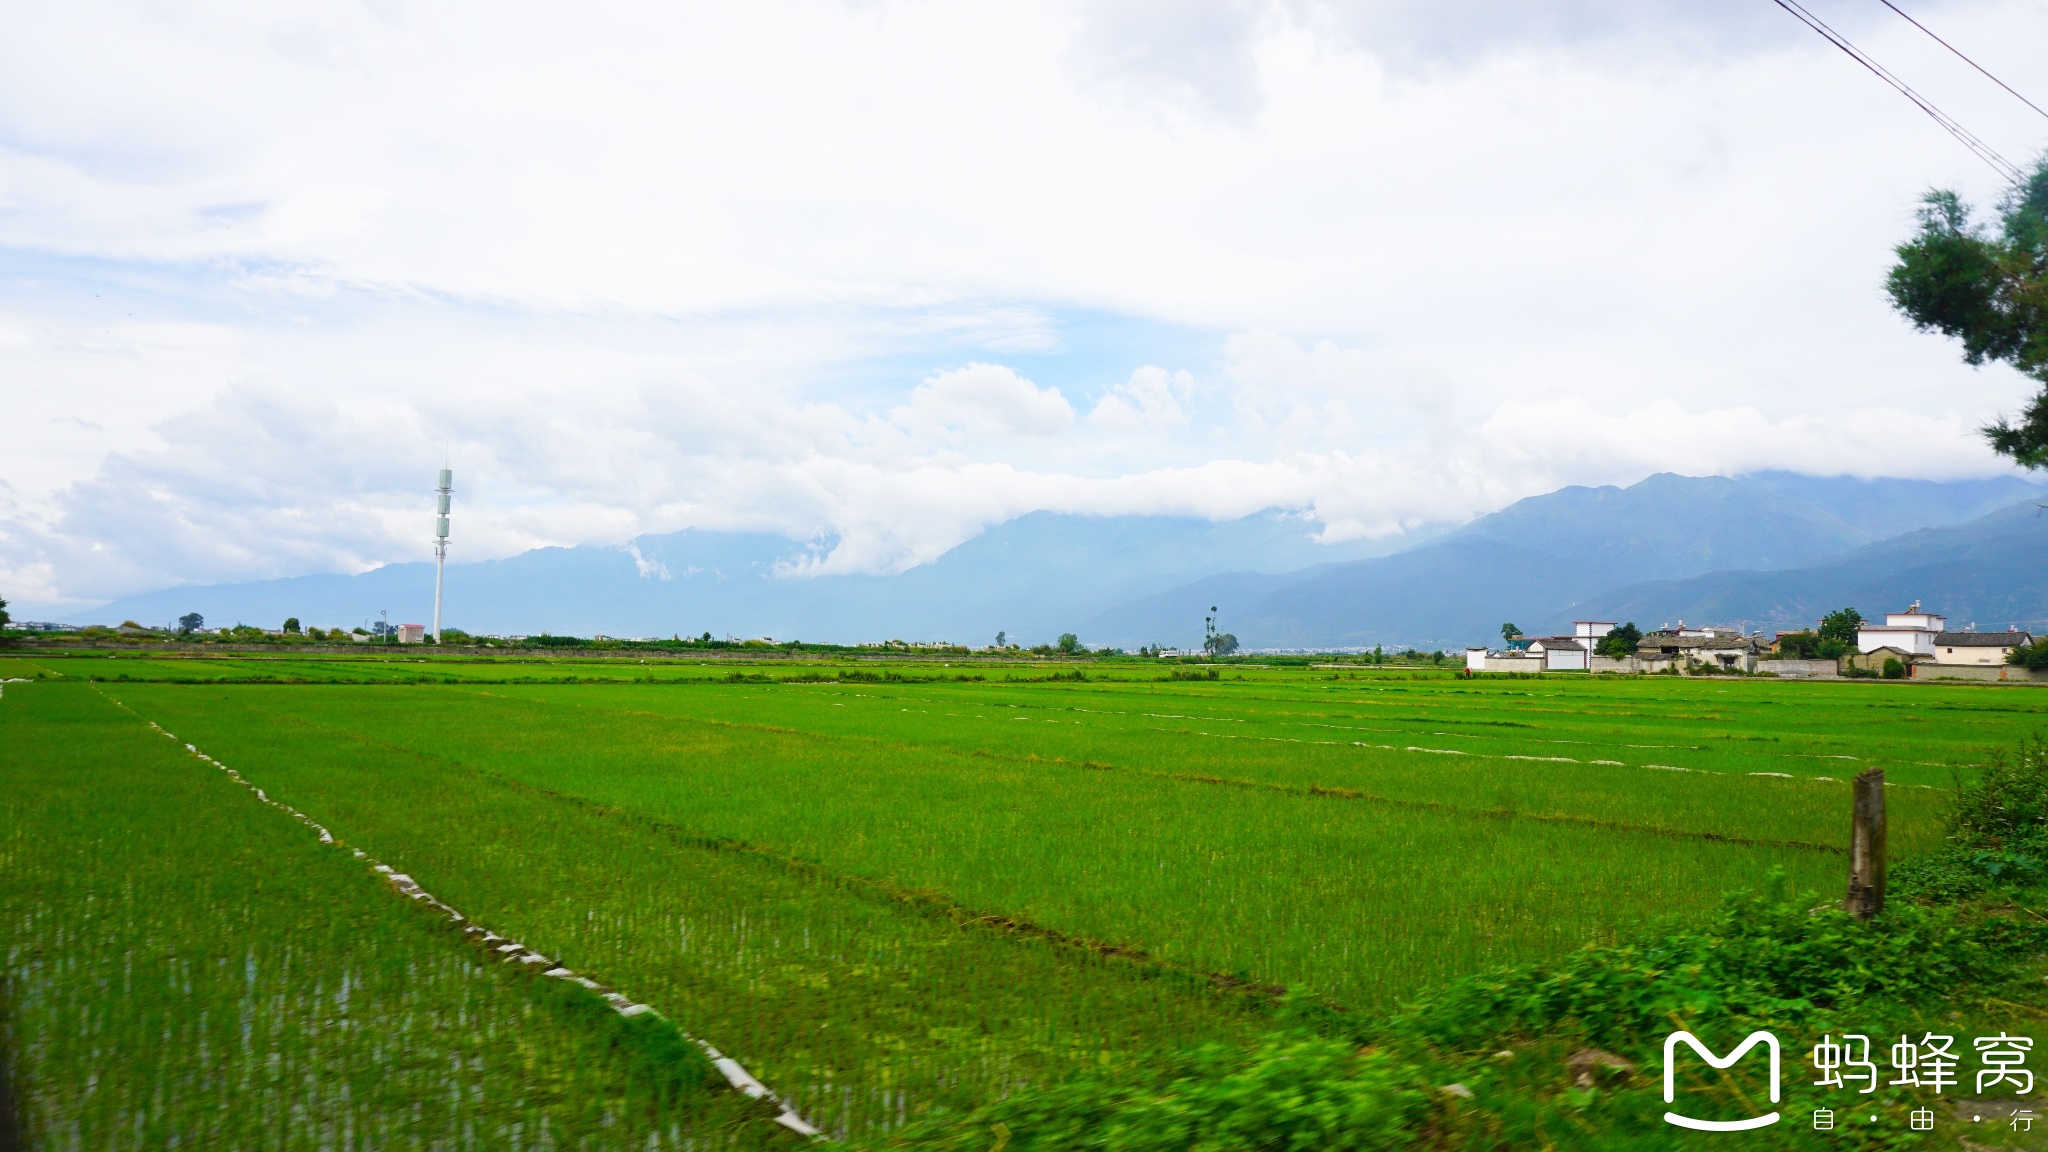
[
  {"left": 0, "top": 682, "right": 781, "bottom": 1150},
  {"left": 113, "top": 683, "right": 1842, "bottom": 1009}
]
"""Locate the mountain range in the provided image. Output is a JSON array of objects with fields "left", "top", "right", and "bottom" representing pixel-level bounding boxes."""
[
  {"left": 1089, "top": 472, "right": 2048, "bottom": 649},
  {"left": 68, "top": 471, "right": 2048, "bottom": 650},
  {"left": 68, "top": 508, "right": 1426, "bottom": 645}
]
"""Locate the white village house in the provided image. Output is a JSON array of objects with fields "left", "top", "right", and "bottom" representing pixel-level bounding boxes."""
[
  {"left": 1465, "top": 623, "right": 1617, "bottom": 672},
  {"left": 1464, "top": 604, "right": 2034, "bottom": 677},
  {"left": 1856, "top": 601, "right": 2032, "bottom": 666},
  {"left": 1935, "top": 631, "right": 2033, "bottom": 665},
  {"left": 1855, "top": 602, "right": 1946, "bottom": 659},
  {"left": 1635, "top": 625, "right": 1767, "bottom": 673},
  {"left": 1521, "top": 636, "right": 1588, "bottom": 670}
]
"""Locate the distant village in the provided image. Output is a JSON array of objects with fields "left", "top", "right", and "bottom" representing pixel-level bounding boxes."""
[
  {"left": 1466, "top": 602, "right": 2045, "bottom": 681},
  {"left": 17, "top": 599, "right": 2048, "bottom": 682}
]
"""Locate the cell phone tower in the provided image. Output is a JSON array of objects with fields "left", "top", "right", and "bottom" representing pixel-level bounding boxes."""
[{"left": 432, "top": 467, "right": 453, "bottom": 643}]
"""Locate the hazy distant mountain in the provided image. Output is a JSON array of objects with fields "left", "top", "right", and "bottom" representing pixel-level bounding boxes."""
[
  {"left": 75, "top": 471, "right": 2046, "bottom": 649},
  {"left": 1580, "top": 499, "right": 2048, "bottom": 633},
  {"left": 1087, "top": 472, "right": 2047, "bottom": 650},
  {"left": 72, "top": 509, "right": 1436, "bottom": 644}
]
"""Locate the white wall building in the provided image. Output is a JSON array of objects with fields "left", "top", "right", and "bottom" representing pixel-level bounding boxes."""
[
  {"left": 1573, "top": 621, "right": 1615, "bottom": 648},
  {"left": 1467, "top": 646, "right": 1550, "bottom": 672},
  {"left": 1857, "top": 601, "right": 1946, "bottom": 658},
  {"left": 1526, "top": 637, "right": 1589, "bottom": 671},
  {"left": 1932, "top": 630, "right": 2032, "bottom": 666}
]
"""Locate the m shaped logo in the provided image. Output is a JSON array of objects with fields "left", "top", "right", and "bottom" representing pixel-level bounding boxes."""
[{"left": 1663, "top": 1030, "right": 1782, "bottom": 1131}]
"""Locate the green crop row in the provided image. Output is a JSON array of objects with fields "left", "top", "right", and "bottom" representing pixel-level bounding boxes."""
[
  {"left": 514, "top": 680, "right": 1951, "bottom": 851},
  {"left": 587, "top": 673, "right": 2031, "bottom": 789},
  {"left": 17, "top": 650, "right": 2036, "bottom": 787},
  {"left": 92, "top": 681, "right": 1276, "bottom": 1139},
  {"left": 0, "top": 682, "right": 780, "bottom": 1151},
  {"left": 113, "top": 684, "right": 1842, "bottom": 1011}
]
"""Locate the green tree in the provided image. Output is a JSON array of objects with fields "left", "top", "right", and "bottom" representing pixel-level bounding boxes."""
[
  {"left": 995, "top": 631, "right": 1007, "bottom": 648},
  {"left": 282, "top": 617, "right": 301, "bottom": 634},
  {"left": 1888, "top": 163, "right": 2048, "bottom": 467},
  {"left": 1594, "top": 622, "right": 1642, "bottom": 658},
  {"left": 1056, "top": 632, "right": 1081, "bottom": 655},
  {"left": 1776, "top": 630, "right": 1823, "bottom": 659},
  {"left": 1818, "top": 608, "right": 1864, "bottom": 649},
  {"left": 1500, "top": 623, "right": 1522, "bottom": 646},
  {"left": 1206, "top": 632, "right": 1239, "bottom": 657},
  {"left": 2009, "top": 638, "right": 2048, "bottom": 671},
  {"left": 0, "top": 594, "right": 10, "bottom": 630},
  {"left": 178, "top": 612, "right": 203, "bottom": 633}
]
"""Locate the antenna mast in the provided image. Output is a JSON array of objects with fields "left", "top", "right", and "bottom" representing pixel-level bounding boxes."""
[{"left": 433, "top": 468, "right": 453, "bottom": 643}]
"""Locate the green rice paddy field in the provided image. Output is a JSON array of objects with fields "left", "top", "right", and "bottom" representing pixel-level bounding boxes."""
[{"left": 4, "top": 651, "right": 2044, "bottom": 1147}]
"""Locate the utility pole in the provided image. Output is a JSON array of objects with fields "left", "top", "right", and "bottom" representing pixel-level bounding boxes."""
[{"left": 432, "top": 468, "right": 453, "bottom": 644}]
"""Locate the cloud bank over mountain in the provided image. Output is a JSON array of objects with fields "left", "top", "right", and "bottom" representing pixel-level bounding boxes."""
[{"left": 73, "top": 473, "right": 2048, "bottom": 653}]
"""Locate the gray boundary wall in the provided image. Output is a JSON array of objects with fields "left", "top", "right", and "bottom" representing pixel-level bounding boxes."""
[
  {"left": 1913, "top": 663, "right": 2048, "bottom": 683},
  {"left": 1766, "top": 659, "right": 1840, "bottom": 679}
]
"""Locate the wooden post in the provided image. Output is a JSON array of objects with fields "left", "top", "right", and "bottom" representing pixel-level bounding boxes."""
[{"left": 1845, "top": 768, "right": 1886, "bottom": 919}]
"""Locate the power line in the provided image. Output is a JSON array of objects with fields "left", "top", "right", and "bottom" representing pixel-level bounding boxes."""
[
  {"left": 1769, "top": 0, "right": 2025, "bottom": 184},
  {"left": 1877, "top": 0, "right": 2048, "bottom": 124}
]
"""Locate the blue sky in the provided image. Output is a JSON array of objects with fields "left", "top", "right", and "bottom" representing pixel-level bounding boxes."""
[{"left": 3, "top": 0, "right": 2046, "bottom": 611}]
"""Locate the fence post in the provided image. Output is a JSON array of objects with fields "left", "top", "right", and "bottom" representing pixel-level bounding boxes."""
[{"left": 1845, "top": 768, "right": 1886, "bottom": 919}]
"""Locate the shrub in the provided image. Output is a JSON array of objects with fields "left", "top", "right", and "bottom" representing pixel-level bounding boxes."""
[
  {"left": 1388, "top": 869, "right": 2043, "bottom": 1052},
  {"left": 527, "top": 634, "right": 589, "bottom": 648},
  {"left": 1895, "top": 735, "right": 2048, "bottom": 900},
  {"left": 1946, "top": 734, "right": 2048, "bottom": 847},
  {"left": 874, "top": 1027, "right": 1426, "bottom": 1152},
  {"left": 1882, "top": 656, "right": 1905, "bottom": 679}
]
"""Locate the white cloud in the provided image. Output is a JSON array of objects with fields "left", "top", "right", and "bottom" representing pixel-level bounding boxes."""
[
  {"left": 621, "top": 542, "right": 671, "bottom": 580},
  {"left": 1089, "top": 365, "right": 1195, "bottom": 431},
  {"left": 892, "top": 363, "right": 1076, "bottom": 440},
  {"left": 1066, "top": 0, "right": 1272, "bottom": 120},
  {"left": 1, "top": 0, "right": 2043, "bottom": 609}
]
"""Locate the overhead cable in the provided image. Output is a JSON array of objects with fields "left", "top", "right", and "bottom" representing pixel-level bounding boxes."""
[
  {"left": 1877, "top": 0, "right": 2048, "bottom": 124},
  {"left": 1769, "top": 0, "right": 2024, "bottom": 184}
]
